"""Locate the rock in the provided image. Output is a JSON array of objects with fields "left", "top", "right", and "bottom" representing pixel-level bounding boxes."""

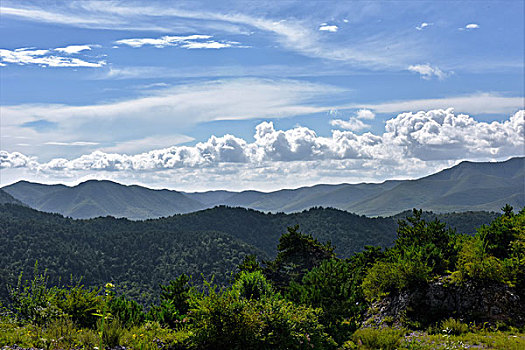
[{"left": 363, "top": 277, "right": 525, "bottom": 328}]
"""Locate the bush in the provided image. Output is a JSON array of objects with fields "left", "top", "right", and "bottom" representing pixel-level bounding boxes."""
[
  {"left": 55, "top": 284, "right": 102, "bottom": 328},
  {"left": 362, "top": 246, "right": 432, "bottom": 301},
  {"left": 440, "top": 318, "right": 469, "bottom": 335},
  {"left": 351, "top": 327, "right": 404, "bottom": 350},
  {"left": 288, "top": 259, "right": 365, "bottom": 344},
  {"left": 231, "top": 270, "right": 274, "bottom": 300},
  {"left": 107, "top": 294, "right": 145, "bottom": 328},
  {"left": 188, "top": 285, "right": 336, "bottom": 349}
]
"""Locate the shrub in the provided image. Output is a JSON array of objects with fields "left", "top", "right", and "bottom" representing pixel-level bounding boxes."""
[
  {"left": 107, "top": 294, "right": 145, "bottom": 328},
  {"left": 351, "top": 327, "right": 404, "bottom": 350},
  {"left": 440, "top": 318, "right": 470, "bottom": 335},
  {"left": 55, "top": 284, "right": 102, "bottom": 329},
  {"left": 288, "top": 259, "right": 365, "bottom": 344},
  {"left": 188, "top": 286, "right": 336, "bottom": 349},
  {"left": 362, "top": 247, "right": 432, "bottom": 302},
  {"left": 231, "top": 270, "right": 274, "bottom": 300}
]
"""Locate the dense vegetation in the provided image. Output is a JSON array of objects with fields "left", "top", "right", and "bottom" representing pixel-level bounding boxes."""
[
  {"left": 0, "top": 204, "right": 498, "bottom": 306},
  {"left": 1, "top": 205, "right": 523, "bottom": 349}
]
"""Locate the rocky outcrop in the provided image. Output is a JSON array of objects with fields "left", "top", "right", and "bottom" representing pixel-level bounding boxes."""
[{"left": 364, "top": 278, "right": 525, "bottom": 327}]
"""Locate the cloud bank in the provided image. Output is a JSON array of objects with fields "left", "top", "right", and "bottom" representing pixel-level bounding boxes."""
[{"left": 2, "top": 109, "right": 522, "bottom": 173}]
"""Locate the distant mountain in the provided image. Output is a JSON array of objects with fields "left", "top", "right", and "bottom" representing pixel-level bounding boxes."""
[
  {"left": 2, "top": 180, "right": 204, "bottom": 219},
  {"left": 3, "top": 157, "right": 523, "bottom": 218},
  {"left": 346, "top": 157, "right": 524, "bottom": 216},
  {"left": 0, "top": 189, "right": 23, "bottom": 205}
]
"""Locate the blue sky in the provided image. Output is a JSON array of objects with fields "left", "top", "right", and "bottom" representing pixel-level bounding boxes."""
[{"left": 0, "top": 0, "right": 523, "bottom": 191}]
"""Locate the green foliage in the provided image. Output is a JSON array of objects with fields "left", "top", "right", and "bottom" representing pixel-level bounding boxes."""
[
  {"left": 235, "top": 254, "right": 262, "bottom": 279},
  {"left": 440, "top": 318, "right": 470, "bottom": 336},
  {"left": 55, "top": 283, "right": 102, "bottom": 329},
  {"left": 188, "top": 284, "right": 336, "bottom": 349},
  {"left": 231, "top": 270, "right": 274, "bottom": 300},
  {"left": 362, "top": 210, "right": 455, "bottom": 301},
  {"left": 107, "top": 294, "right": 145, "bottom": 328},
  {"left": 351, "top": 327, "right": 405, "bottom": 350},
  {"left": 7, "top": 264, "right": 63, "bottom": 325},
  {"left": 148, "top": 274, "right": 192, "bottom": 328},
  {"left": 288, "top": 258, "right": 366, "bottom": 344},
  {"left": 264, "top": 225, "right": 336, "bottom": 290},
  {"left": 452, "top": 207, "right": 525, "bottom": 286}
]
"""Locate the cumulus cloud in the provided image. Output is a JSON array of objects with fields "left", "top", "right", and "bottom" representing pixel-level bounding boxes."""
[
  {"left": 330, "top": 118, "right": 370, "bottom": 131},
  {"left": 465, "top": 23, "right": 479, "bottom": 29},
  {"left": 3, "top": 109, "right": 523, "bottom": 174},
  {"left": 356, "top": 109, "right": 375, "bottom": 120},
  {"left": 408, "top": 64, "right": 449, "bottom": 80},
  {"left": 115, "top": 34, "right": 242, "bottom": 49},
  {"left": 416, "top": 22, "right": 432, "bottom": 31},
  {"left": 0, "top": 47, "right": 105, "bottom": 67},
  {"left": 330, "top": 109, "right": 375, "bottom": 131},
  {"left": 319, "top": 24, "right": 338, "bottom": 32}
]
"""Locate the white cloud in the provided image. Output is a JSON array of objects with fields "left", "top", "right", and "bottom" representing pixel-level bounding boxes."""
[
  {"left": 44, "top": 141, "right": 99, "bottom": 146},
  {"left": 356, "top": 109, "right": 375, "bottom": 120},
  {"left": 359, "top": 93, "right": 524, "bottom": 115},
  {"left": 330, "top": 118, "right": 370, "bottom": 131},
  {"left": 319, "top": 24, "right": 338, "bottom": 32},
  {"left": 3, "top": 109, "right": 522, "bottom": 172},
  {"left": 1, "top": 2, "right": 426, "bottom": 69},
  {"left": 408, "top": 64, "right": 449, "bottom": 80},
  {"left": 0, "top": 47, "right": 105, "bottom": 67},
  {"left": 54, "top": 45, "right": 92, "bottom": 54},
  {"left": 0, "top": 78, "right": 342, "bottom": 160},
  {"left": 465, "top": 23, "right": 480, "bottom": 29},
  {"left": 416, "top": 22, "right": 432, "bottom": 31},
  {"left": 115, "top": 34, "right": 242, "bottom": 49},
  {"left": 101, "top": 135, "right": 195, "bottom": 154},
  {"left": 330, "top": 109, "right": 375, "bottom": 131}
]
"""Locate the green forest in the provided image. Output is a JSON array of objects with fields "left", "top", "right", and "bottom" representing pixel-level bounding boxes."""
[{"left": 0, "top": 204, "right": 523, "bottom": 349}]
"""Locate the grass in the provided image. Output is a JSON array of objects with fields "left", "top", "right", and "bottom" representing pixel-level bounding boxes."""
[
  {"left": 1, "top": 319, "right": 524, "bottom": 349},
  {"left": 0, "top": 319, "right": 190, "bottom": 350}
]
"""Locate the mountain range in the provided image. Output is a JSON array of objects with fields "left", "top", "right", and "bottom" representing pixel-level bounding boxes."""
[{"left": 2, "top": 157, "right": 523, "bottom": 219}]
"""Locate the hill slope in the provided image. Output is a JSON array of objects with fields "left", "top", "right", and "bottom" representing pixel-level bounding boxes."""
[
  {"left": 347, "top": 157, "right": 524, "bottom": 216},
  {"left": 0, "top": 204, "right": 499, "bottom": 305},
  {"left": 3, "top": 180, "right": 204, "bottom": 219},
  {"left": 0, "top": 189, "right": 23, "bottom": 205},
  {"left": 3, "top": 157, "right": 523, "bottom": 218}
]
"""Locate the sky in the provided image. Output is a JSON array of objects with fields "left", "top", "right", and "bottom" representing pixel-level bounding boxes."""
[{"left": 0, "top": 0, "right": 524, "bottom": 192}]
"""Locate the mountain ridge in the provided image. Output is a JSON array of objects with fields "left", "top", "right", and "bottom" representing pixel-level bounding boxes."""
[{"left": 2, "top": 157, "right": 523, "bottom": 219}]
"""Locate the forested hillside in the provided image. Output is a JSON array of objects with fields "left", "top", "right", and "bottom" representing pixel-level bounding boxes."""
[
  {"left": 0, "top": 203, "right": 499, "bottom": 307},
  {"left": 1, "top": 205, "right": 523, "bottom": 349}
]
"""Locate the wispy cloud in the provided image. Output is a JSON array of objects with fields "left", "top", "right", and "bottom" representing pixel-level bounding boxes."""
[
  {"left": 0, "top": 47, "right": 105, "bottom": 67},
  {"left": 115, "top": 35, "right": 242, "bottom": 49},
  {"left": 0, "top": 2, "right": 425, "bottom": 69},
  {"left": 359, "top": 93, "right": 524, "bottom": 115},
  {"left": 330, "top": 109, "right": 375, "bottom": 131},
  {"left": 0, "top": 78, "right": 343, "bottom": 159}
]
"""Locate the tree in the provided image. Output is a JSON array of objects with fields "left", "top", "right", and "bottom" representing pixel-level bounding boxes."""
[{"left": 264, "top": 225, "right": 335, "bottom": 290}]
